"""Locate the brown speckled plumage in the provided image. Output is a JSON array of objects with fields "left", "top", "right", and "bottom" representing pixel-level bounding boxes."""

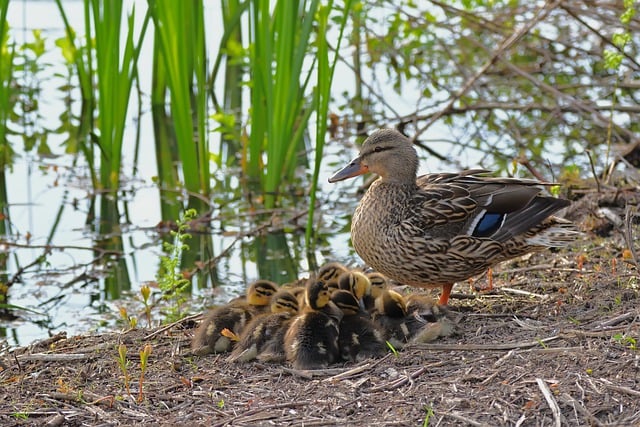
[{"left": 329, "top": 128, "right": 579, "bottom": 304}]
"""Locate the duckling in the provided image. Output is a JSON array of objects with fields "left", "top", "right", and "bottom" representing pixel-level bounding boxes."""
[
  {"left": 284, "top": 280, "right": 343, "bottom": 370},
  {"left": 338, "top": 271, "right": 371, "bottom": 309},
  {"left": 331, "top": 290, "right": 386, "bottom": 362},
  {"left": 191, "top": 280, "right": 279, "bottom": 355},
  {"left": 372, "top": 290, "right": 454, "bottom": 348},
  {"left": 404, "top": 293, "right": 456, "bottom": 342},
  {"left": 371, "top": 289, "right": 412, "bottom": 349},
  {"left": 316, "top": 262, "right": 349, "bottom": 293},
  {"left": 227, "top": 289, "right": 299, "bottom": 363},
  {"left": 363, "top": 272, "right": 388, "bottom": 312}
]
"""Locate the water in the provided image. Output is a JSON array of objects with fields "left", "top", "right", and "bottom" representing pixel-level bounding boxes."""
[{"left": 0, "top": 1, "right": 489, "bottom": 348}]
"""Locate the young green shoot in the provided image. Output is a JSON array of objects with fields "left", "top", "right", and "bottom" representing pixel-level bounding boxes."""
[
  {"left": 422, "top": 405, "right": 434, "bottom": 427},
  {"left": 140, "top": 284, "right": 152, "bottom": 327},
  {"left": 386, "top": 341, "right": 399, "bottom": 357},
  {"left": 116, "top": 344, "right": 131, "bottom": 397},
  {"left": 137, "top": 344, "right": 152, "bottom": 403}
]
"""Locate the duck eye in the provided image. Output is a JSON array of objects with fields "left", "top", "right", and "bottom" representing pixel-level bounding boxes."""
[{"left": 373, "top": 146, "right": 383, "bottom": 153}]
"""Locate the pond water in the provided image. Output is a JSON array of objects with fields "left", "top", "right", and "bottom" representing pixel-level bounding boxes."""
[{"left": 1, "top": 1, "right": 476, "bottom": 348}]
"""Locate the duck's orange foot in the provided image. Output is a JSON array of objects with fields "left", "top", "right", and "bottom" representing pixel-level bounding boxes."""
[{"left": 438, "top": 283, "right": 453, "bottom": 305}]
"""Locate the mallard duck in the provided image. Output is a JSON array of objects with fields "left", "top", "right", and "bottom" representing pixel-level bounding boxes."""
[
  {"left": 284, "top": 280, "right": 343, "bottom": 370},
  {"left": 331, "top": 289, "right": 387, "bottom": 361},
  {"left": 191, "top": 280, "right": 279, "bottom": 355},
  {"left": 227, "top": 289, "right": 299, "bottom": 363},
  {"left": 329, "top": 128, "right": 578, "bottom": 305}
]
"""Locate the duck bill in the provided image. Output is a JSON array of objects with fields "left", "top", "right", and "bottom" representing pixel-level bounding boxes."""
[{"left": 328, "top": 158, "right": 368, "bottom": 183}]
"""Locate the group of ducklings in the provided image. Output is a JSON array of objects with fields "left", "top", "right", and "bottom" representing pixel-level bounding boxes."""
[{"left": 191, "top": 262, "right": 455, "bottom": 370}]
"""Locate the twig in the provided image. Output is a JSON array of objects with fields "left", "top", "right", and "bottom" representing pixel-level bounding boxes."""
[
  {"left": 558, "top": 393, "right": 604, "bottom": 427},
  {"left": 323, "top": 362, "right": 372, "bottom": 382},
  {"left": 444, "top": 412, "right": 484, "bottom": 426},
  {"left": 600, "top": 379, "right": 640, "bottom": 398},
  {"left": 412, "top": 335, "right": 560, "bottom": 351},
  {"left": 596, "top": 310, "right": 639, "bottom": 329},
  {"left": 17, "top": 353, "right": 89, "bottom": 362},
  {"left": 414, "top": 0, "right": 560, "bottom": 139},
  {"left": 500, "top": 287, "right": 549, "bottom": 299},
  {"left": 536, "top": 378, "right": 562, "bottom": 427},
  {"left": 213, "top": 401, "right": 309, "bottom": 427},
  {"left": 144, "top": 313, "right": 203, "bottom": 340}
]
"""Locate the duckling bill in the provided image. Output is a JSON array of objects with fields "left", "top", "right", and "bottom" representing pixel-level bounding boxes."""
[{"left": 329, "top": 128, "right": 579, "bottom": 305}]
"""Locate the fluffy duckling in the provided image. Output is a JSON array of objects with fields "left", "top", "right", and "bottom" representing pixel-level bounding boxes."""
[
  {"left": 372, "top": 290, "right": 454, "bottom": 348},
  {"left": 227, "top": 289, "right": 299, "bottom": 363},
  {"left": 316, "top": 262, "right": 349, "bottom": 293},
  {"left": 191, "top": 280, "right": 279, "bottom": 355},
  {"left": 338, "top": 271, "right": 370, "bottom": 309},
  {"left": 363, "top": 272, "right": 388, "bottom": 312},
  {"left": 284, "top": 281, "right": 343, "bottom": 370},
  {"left": 331, "top": 290, "right": 387, "bottom": 362},
  {"left": 371, "top": 289, "right": 412, "bottom": 349}
]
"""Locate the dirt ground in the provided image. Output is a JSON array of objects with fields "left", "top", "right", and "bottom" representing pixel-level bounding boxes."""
[{"left": 1, "top": 188, "right": 639, "bottom": 426}]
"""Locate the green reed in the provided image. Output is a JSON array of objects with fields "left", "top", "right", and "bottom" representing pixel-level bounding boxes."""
[
  {"left": 90, "top": 0, "right": 149, "bottom": 193},
  {"left": 305, "top": 0, "right": 353, "bottom": 253},
  {"left": 148, "top": 0, "right": 210, "bottom": 203},
  {"left": 0, "top": 0, "right": 13, "bottom": 312},
  {"left": 246, "top": 0, "right": 320, "bottom": 209},
  {"left": 148, "top": 1, "right": 215, "bottom": 287}
]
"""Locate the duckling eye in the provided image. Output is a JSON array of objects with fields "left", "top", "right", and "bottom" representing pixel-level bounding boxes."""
[{"left": 373, "top": 146, "right": 383, "bottom": 153}]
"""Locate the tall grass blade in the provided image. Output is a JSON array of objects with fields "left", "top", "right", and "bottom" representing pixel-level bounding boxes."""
[
  {"left": 305, "top": 1, "right": 353, "bottom": 252},
  {"left": 0, "top": 0, "right": 16, "bottom": 314},
  {"left": 247, "top": 0, "right": 322, "bottom": 209}
]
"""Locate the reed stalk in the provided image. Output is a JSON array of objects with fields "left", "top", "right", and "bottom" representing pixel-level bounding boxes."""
[
  {"left": 305, "top": 0, "right": 353, "bottom": 252},
  {"left": 147, "top": 0, "right": 210, "bottom": 202},
  {"left": 90, "top": 0, "right": 149, "bottom": 193},
  {"left": 148, "top": 1, "right": 215, "bottom": 288},
  {"left": 246, "top": 0, "right": 320, "bottom": 209},
  {"left": 0, "top": 0, "right": 13, "bottom": 313}
]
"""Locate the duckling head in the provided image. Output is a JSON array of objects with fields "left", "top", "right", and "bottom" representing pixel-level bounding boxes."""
[
  {"left": 366, "top": 272, "right": 388, "bottom": 299},
  {"left": 330, "top": 290, "right": 361, "bottom": 316},
  {"left": 375, "top": 289, "right": 408, "bottom": 318},
  {"left": 316, "top": 262, "right": 348, "bottom": 290},
  {"left": 338, "top": 271, "right": 371, "bottom": 300},
  {"left": 246, "top": 280, "right": 279, "bottom": 306},
  {"left": 305, "top": 280, "right": 332, "bottom": 310},
  {"left": 269, "top": 289, "right": 299, "bottom": 315}
]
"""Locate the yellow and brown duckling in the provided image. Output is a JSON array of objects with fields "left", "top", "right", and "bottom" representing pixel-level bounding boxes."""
[
  {"left": 372, "top": 289, "right": 454, "bottom": 348},
  {"left": 338, "top": 270, "right": 370, "bottom": 309},
  {"left": 329, "top": 128, "right": 578, "bottom": 305},
  {"left": 330, "top": 289, "right": 386, "bottom": 362},
  {"left": 363, "top": 271, "right": 388, "bottom": 312},
  {"left": 284, "top": 280, "right": 343, "bottom": 370},
  {"left": 316, "top": 262, "right": 349, "bottom": 293},
  {"left": 191, "top": 280, "right": 279, "bottom": 355},
  {"left": 371, "top": 289, "right": 412, "bottom": 349},
  {"left": 227, "top": 289, "right": 299, "bottom": 363}
]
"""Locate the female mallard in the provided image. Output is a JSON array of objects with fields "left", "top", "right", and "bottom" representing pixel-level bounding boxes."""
[{"left": 329, "top": 128, "right": 578, "bottom": 305}]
